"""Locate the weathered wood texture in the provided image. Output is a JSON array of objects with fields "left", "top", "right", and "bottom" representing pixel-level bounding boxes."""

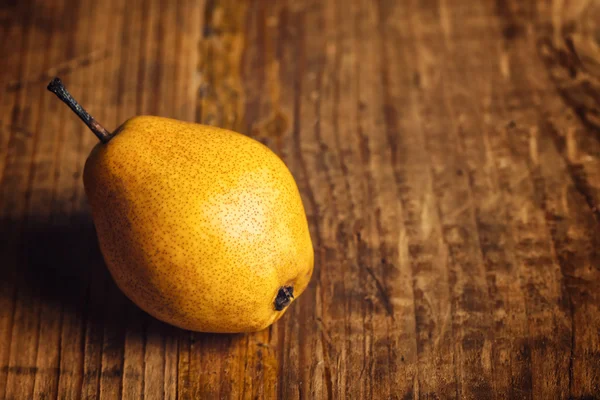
[{"left": 1, "top": 0, "right": 599, "bottom": 398}]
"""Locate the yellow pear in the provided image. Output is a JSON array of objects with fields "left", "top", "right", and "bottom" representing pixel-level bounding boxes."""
[{"left": 48, "top": 78, "right": 314, "bottom": 333}]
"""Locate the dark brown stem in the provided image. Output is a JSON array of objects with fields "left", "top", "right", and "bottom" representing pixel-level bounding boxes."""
[{"left": 47, "top": 77, "right": 113, "bottom": 143}]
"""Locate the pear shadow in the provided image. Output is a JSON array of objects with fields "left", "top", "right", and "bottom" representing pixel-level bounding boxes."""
[{"left": 0, "top": 213, "right": 181, "bottom": 341}]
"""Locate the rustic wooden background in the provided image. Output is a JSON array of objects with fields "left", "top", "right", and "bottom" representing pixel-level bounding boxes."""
[{"left": 1, "top": 0, "right": 600, "bottom": 398}]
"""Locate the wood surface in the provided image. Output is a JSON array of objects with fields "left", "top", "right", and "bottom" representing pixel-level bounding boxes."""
[{"left": 1, "top": 0, "right": 600, "bottom": 398}]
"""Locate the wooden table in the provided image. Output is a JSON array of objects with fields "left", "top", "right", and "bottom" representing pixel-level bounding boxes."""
[{"left": 1, "top": 0, "right": 599, "bottom": 398}]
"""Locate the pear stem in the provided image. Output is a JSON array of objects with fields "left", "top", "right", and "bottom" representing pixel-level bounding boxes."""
[{"left": 47, "top": 77, "right": 113, "bottom": 143}]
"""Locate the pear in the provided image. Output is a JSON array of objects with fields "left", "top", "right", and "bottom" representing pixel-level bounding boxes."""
[{"left": 48, "top": 78, "right": 314, "bottom": 333}]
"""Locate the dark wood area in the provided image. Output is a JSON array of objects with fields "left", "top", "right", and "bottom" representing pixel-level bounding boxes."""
[{"left": 1, "top": 0, "right": 599, "bottom": 398}]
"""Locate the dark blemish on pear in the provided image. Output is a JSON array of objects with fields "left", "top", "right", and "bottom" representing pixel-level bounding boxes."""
[{"left": 274, "top": 286, "right": 294, "bottom": 311}]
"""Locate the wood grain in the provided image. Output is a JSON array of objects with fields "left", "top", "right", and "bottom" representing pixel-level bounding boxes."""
[{"left": 1, "top": 0, "right": 599, "bottom": 398}]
